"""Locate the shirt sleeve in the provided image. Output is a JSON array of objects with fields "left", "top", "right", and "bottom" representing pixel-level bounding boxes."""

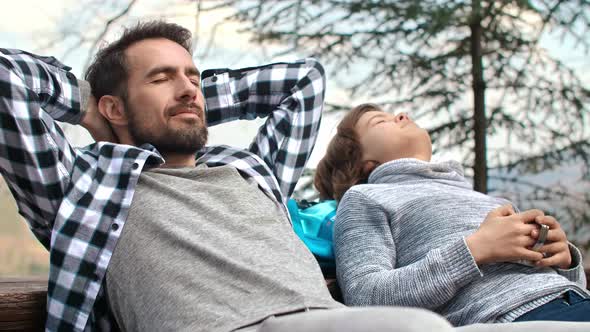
[
  {"left": 334, "top": 189, "right": 483, "bottom": 309},
  {"left": 201, "top": 58, "right": 325, "bottom": 199},
  {"left": 0, "top": 48, "right": 82, "bottom": 248}
]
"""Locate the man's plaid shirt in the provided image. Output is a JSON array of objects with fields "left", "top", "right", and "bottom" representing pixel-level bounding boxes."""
[{"left": 0, "top": 49, "right": 325, "bottom": 331}]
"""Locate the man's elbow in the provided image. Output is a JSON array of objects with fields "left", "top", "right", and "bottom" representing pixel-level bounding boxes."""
[{"left": 301, "top": 58, "right": 326, "bottom": 93}]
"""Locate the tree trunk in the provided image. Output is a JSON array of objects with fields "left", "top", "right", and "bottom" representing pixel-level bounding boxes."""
[{"left": 470, "top": 0, "right": 487, "bottom": 193}]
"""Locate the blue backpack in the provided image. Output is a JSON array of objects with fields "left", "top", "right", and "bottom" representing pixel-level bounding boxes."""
[{"left": 287, "top": 199, "right": 337, "bottom": 276}]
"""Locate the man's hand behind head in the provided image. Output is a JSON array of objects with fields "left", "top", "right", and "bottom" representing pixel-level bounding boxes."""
[{"left": 81, "top": 95, "right": 119, "bottom": 143}]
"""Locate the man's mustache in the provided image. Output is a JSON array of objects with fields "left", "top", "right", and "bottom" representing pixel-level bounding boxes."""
[{"left": 168, "top": 103, "right": 203, "bottom": 117}]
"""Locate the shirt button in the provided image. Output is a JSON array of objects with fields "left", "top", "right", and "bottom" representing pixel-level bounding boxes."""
[
  {"left": 111, "top": 223, "right": 119, "bottom": 231},
  {"left": 132, "top": 163, "right": 139, "bottom": 170},
  {"left": 211, "top": 76, "right": 218, "bottom": 82}
]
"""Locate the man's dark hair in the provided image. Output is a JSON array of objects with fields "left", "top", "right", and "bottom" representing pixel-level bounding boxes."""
[{"left": 85, "top": 21, "right": 192, "bottom": 100}]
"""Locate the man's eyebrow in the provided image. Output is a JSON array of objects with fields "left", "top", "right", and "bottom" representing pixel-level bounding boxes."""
[
  {"left": 186, "top": 67, "right": 200, "bottom": 77},
  {"left": 145, "top": 66, "right": 201, "bottom": 78}
]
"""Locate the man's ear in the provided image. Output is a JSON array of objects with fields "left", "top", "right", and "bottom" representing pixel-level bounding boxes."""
[
  {"left": 362, "top": 160, "right": 379, "bottom": 177},
  {"left": 97, "top": 95, "right": 127, "bottom": 126}
]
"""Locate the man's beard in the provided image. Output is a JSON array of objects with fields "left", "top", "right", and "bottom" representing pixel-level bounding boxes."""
[{"left": 125, "top": 99, "right": 208, "bottom": 155}]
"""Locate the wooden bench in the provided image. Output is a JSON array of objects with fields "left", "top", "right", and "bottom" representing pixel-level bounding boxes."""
[
  {"left": 0, "top": 278, "right": 46, "bottom": 331},
  {"left": 0, "top": 277, "right": 341, "bottom": 331},
  {"left": 1, "top": 270, "right": 588, "bottom": 331}
]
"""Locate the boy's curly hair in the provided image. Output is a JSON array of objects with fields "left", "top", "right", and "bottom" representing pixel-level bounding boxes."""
[{"left": 314, "top": 103, "right": 382, "bottom": 201}]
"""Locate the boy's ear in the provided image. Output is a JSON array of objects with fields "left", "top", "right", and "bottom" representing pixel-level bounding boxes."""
[
  {"left": 97, "top": 95, "right": 128, "bottom": 126},
  {"left": 362, "top": 160, "right": 379, "bottom": 177}
]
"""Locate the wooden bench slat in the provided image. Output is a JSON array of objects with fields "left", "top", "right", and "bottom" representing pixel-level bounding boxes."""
[
  {"left": 0, "top": 269, "right": 588, "bottom": 331},
  {"left": 0, "top": 278, "right": 46, "bottom": 332}
]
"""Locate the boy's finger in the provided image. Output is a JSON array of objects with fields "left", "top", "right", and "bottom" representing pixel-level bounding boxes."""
[
  {"left": 520, "top": 235, "right": 537, "bottom": 248},
  {"left": 535, "top": 255, "right": 561, "bottom": 268},
  {"left": 534, "top": 215, "right": 558, "bottom": 229},
  {"left": 535, "top": 252, "right": 570, "bottom": 269},
  {"left": 531, "top": 228, "right": 567, "bottom": 243},
  {"left": 545, "top": 229, "right": 567, "bottom": 242},
  {"left": 516, "top": 209, "right": 545, "bottom": 223},
  {"left": 489, "top": 204, "right": 515, "bottom": 217},
  {"left": 517, "top": 248, "right": 544, "bottom": 262},
  {"left": 535, "top": 242, "right": 567, "bottom": 255}
]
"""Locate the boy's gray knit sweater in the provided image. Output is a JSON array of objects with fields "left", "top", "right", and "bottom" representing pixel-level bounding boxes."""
[{"left": 334, "top": 158, "right": 589, "bottom": 326}]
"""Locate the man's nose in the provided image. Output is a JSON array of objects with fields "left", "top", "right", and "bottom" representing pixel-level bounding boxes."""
[{"left": 177, "top": 76, "right": 198, "bottom": 102}]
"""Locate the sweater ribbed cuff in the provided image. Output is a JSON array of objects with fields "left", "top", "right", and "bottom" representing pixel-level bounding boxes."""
[
  {"left": 556, "top": 242, "right": 585, "bottom": 285},
  {"left": 442, "top": 238, "right": 483, "bottom": 288}
]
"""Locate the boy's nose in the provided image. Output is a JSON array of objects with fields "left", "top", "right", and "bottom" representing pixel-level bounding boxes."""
[{"left": 396, "top": 113, "right": 409, "bottom": 122}]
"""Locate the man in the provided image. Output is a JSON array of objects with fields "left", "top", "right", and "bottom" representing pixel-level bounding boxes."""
[{"left": 0, "top": 21, "right": 587, "bottom": 332}]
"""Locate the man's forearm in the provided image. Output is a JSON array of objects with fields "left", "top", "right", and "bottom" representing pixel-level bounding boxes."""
[
  {"left": 0, "top": 48, "right": 80, "bottom": 241},
  {"left": 198, "top": 58, "right": 325, "bottom": 200},
  {"left": 201, "top": 58, "right": 325, "bottom": 126},
  {"left": 0, "top": 48, "right": 83, "bottom": 124}
]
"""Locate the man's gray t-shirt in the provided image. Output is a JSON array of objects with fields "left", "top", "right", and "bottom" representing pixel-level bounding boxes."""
[{"left": 105, "top": 165, "right": 341, "bottom": 332}]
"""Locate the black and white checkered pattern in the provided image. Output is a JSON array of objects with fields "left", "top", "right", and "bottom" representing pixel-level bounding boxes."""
[{"left": 0, "top": 49, "right": 325, "bottom": 332}]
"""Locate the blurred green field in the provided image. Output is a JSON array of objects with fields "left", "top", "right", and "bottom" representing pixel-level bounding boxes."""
[{"left": 0, "top": 179, "right": 49, "bottom": 277}]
